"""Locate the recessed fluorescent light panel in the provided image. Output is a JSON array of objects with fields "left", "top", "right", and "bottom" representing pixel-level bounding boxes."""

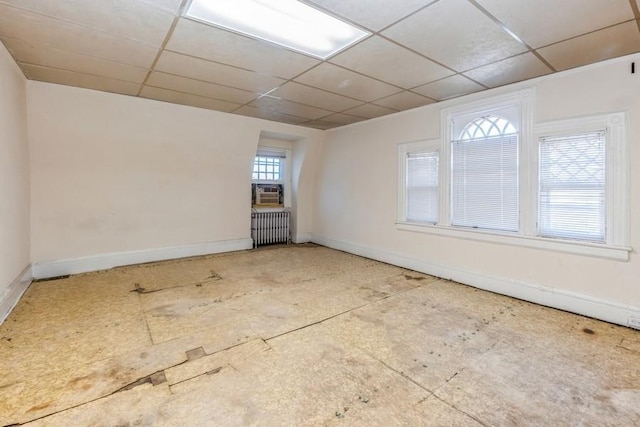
[{"left": 185, "top": 0, "right": 370, "bottom": 59}]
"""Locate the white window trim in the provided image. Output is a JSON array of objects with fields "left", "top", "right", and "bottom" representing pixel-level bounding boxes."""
[
  {"left": 440, "top": 89, "right": 534, "bottom": 229},
  {"left": 396, "top": 221, "right": 630, "bottom": 261},
  {"left": 396, "top": 89, "right": 631, "bottom": 262},
  {"left": 397, "top": 139, "right": 440, "bottom": 224},
  {"left": 533, "top": 112, "right": 629, "bottom": 248}
]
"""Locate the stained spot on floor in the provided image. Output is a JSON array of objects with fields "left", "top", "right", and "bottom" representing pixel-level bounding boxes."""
[
  {"left": 186, "top": 347, "right": 206, "bottom": 361},
  {"left": 403, "top": 274, "right": 426, "bottom": 281},
  {"left": 33, "top": 275, "right": 70, "bottom": 283}
]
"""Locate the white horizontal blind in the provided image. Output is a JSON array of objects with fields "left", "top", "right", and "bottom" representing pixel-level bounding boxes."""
[
  {"left": 406, "top": 151, "right": 439, "bottom": 223},
  {"left": 538, "top": 131, "right": 605, "bottom": 242},
  {"left": 256, "top": 149, "right": 286, "bottom": 159},
  {"left": 451, "top": 132, "right": 519, "bottom": 232}
]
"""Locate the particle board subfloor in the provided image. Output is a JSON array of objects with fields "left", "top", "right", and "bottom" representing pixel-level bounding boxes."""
[{"left": 1, "top": 244, "right": 639, "bottom": 426}]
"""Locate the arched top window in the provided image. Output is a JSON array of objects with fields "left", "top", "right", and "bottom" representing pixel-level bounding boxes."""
[
  {"left": 451, "top": 113, "right": 519, "bottom": 232},
  {"left": 459, "top": 115, "right": 516, "bottom": 141}
]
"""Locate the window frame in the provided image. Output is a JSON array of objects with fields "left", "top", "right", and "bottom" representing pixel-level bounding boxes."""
[
  {"left": 537, "top": 131, "right": 606, "bottom": 243},
  {"left": 252, "top": 152, "right": 285, "bottom": 184},
  {"left": 397, "top": 139, "right": 440, "bottom": 225},
  {"left": 396, "top": 89, "right": 631, "bottom": 261},
  {"left": 450, "top": 112, "right": 520, "bottom": 233},
  {"left": 533, "top": 112, "right": 629, "bottom": 248},
  {"left": 252, "top": 147, "right": 292, "bottom": 210}
]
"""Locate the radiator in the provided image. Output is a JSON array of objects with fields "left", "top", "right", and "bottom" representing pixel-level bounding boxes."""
[{"left": 251, "top": 211, "right": 290, "bottom": 248}]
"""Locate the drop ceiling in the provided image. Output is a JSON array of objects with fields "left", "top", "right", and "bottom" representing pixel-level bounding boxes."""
[{"left": 1, "top": 0, "right": 639, "bottom": 130}]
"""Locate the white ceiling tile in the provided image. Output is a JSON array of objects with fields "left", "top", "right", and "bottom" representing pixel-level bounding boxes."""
[
  {"left": 166, "top": 19, "right": 320, "bottom": 79},
  {"left": 0, "top": 0, "right": 175, "bottom": 47},
  {"left": 1, "top": 0, "right": 636, "bottom": 128},
  {"left": 319, "top": 113, "right": 368, "bottom": 125},
  {"left": 0, "top": 5, "right": 159, "bottom": 68},
  {"left": 140, "top": 86, "right": 241, "bottom": 113},
  {"left": 137, "top": 0, "right": 183, "bottom": 14},
  {"left": 20, "top": 63, "right": 141, "bottom": 95},
  {"left": 3, "top": 38, "right": 148, "bottom": 83},
  {"left": 412, "top": 75, "right": 485, "bottom": 100},
  {"left": 307, "top": 0, "right": 436, "bottom": 31},
  {"left": 341, "top": 103, "right": 397, "bottom": 119},
  {"left": 234, "top": 106, "right": 308, "bottom": 125},
  {"left": 271, "top": 82, "right": 363, "bottom": 112},
  {"left": 155, "top": 51, "right": 285, "bottom": 94},
  {"left": 145, "top": 72, "right": 258, "bottom": 104},
  {"left": 476, "top": 0, "right": 635, "bottom": 48},
  {"left": 382, "top": 0, "right": 527, "bottom": 71},
  {"left": 249, "top": 97, "right": 334, "bottom": 120},
  {"left": 463, "top": 52, "right": 552, "bottom": 88},
  {"left": 373, "top": 91, "right": 435, "bottom": 110},
  {"left": 294, "top": 63, "right": 401, "bottom": 102},
  {"left": 537, "top": 21, "right": 640, "bottom": 71},
  {"left": 330, "top": 36, "right": 453, "bottom": 88}
]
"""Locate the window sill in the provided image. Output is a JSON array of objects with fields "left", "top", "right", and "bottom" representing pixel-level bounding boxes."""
[{"left": 396, "top": 222, "right": 631, "bottom": 261}]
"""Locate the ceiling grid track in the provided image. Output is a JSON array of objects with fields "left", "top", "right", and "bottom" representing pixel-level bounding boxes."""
[
  {"left": 136, "top": 0, "right": 191, "bottom": 96},
  {"left": 1, "top": 0, "right": 638, "bottom": 128}
]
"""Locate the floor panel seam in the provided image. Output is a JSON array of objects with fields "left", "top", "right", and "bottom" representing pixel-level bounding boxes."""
[
  {"left": 432, "top": 393, "right": 490, "bottom": 427},
  {"left": 135, "top": 291, "right": 155, "bottom": 346},
  {"left": 264, "top": 281, "right": 429, "bottom": 342},
  {"left": 371, "top": 355, "right": 489, "bottom": 427},
  {"left": 371, "top": 356, "right": 436, "bottom": 396}
]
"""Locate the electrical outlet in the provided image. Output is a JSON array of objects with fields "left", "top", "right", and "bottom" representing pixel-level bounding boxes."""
[{"left": 628, "top": 316, "right": 640, "bottom": 330}]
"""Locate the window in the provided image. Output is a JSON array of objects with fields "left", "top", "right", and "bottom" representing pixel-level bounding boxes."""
[
  {"left": 534, "top": 112, "right": 628, "bottom": 250},
  {"left": 407, "top": 151, "right": 439, "bottom": 224},
  {"left": 451, "top": 114, "right": 519, "bottom": 232},
  {"left": 398, "top": 140, "right": 439, "bottom": 224},
  {"left": 397, "top": 90, "right": 630, "bottom": 261},
  {"left": 253, "top": 155, "right": 282, "bottom": 181},
  {"left": 538, "top": 132, "right": 605, "bottom": 242},
  {"left": 252, "top": 148, "right": 289, "bottom": 209}
]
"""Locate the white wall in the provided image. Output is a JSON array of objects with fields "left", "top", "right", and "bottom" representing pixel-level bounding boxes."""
[
  {"left": 291, "top": 135, "right": 322, "bottom": 242},
  {"left": 313, "top": 54, "right": 640, "bottom": 321},
  {"left": 27, "top": 82, "right": 323, "bottom": 269},
  {"left": 0, "top": 43, "right": 30, "bottom": 298},
  {"left": 13, "top": 46, "right": 640, "bottom": 325}
]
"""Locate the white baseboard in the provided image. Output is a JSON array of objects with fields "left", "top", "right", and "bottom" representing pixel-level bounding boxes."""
[
  {"left": 1, "top": 264, "right": 32, "bottom": 324},
  {"left": 32, "top": 238, "right": 253, "bottom": 279},
  {"left": 312, "top": 235, "right": 640, "bottom": 330},
  {"left": 293, "top": 233, "right": 313, "bottom": 244}
]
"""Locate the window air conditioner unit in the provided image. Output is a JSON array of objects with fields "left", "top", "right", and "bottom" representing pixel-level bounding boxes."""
[{"left": 255, "top": 185, "right": 281, "bottom": 206}]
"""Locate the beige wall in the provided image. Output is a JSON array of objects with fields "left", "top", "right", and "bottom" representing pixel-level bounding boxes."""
[
  {"left": 12, "top": 46, "right": 640, "bottom": 319},
  {"left": 314, "top": 54, "right": 640, "bottom": 308},
  {"left": 0, "top": 43, "right": 30, "bottom": 292},
  {"left": 28, "top": 82, "right": 323, "bottom": 262}
]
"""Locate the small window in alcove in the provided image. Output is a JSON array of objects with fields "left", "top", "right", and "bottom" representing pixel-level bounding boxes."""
[{"left": 252, "top": 149, "right": 285, "bottom": 208}]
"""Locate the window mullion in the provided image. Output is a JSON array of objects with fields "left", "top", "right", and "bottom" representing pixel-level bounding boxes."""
[
  {"left": 606, "top": 113, "right": 629, "bottom": 246},
  {"left": 438, "top": 119, "right": 452, "bottom": 227},
  {"left": 520, "top": 116, "right": 536, "bottom": 236}
]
